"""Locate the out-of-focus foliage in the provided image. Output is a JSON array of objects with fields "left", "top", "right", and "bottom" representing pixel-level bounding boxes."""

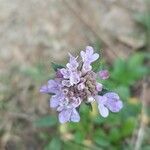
[{"left": 34, "top": 51, "right": 149, "bottom": 150}]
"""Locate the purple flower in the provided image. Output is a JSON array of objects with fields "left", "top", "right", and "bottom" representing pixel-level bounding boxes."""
[
  {"left": 80, "top": 46, "right": 99, "bottom": 72},
  {"left": 80, "top": 46, "right": 99, "bottom": 64},
  {"left": 40, "top": 46, "right": 123, "bottom": 123},
  {"left": 40, "top": 79, "right": 61, "bottom": 94},
  {"left": 98, "top": 70, "right": 109, "bottom": 80},
  {"left": 58, "top": 108, "right": 80, "bottom": 123},
  {"left": 95, "top": 92, "right": 123, "bottom": 118},
  {"left": 66, "top": 54, "right": 79, "bottom": 71},
  {"left": 60, "top": 54, "right": 80, "bottom": 86}
]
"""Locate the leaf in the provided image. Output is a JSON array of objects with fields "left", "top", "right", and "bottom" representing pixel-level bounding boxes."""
[
  {"left": 94, "top": 137, "right": 110, "bottom": 147},
  {"left": 127, "top": 53, "right": 144, "bottom": 69},
  {"left": 51, "top": 62, "right": 64, "bottom": 71},
  {"left": 44, "top": 137, "right": 61, "bottom": 150},
  {"left": 121, "top": 117, "right": 136, "bottom": 137},
  {"left": 111, "top": 59, "right": 127, "bottom": 85},
  {"left": 74, "top": 131, "right": 85, "bottom": 144},
  {"left": 34, "top": 116, "right": 57, "bottom": 128},
  {"left": 115, "top": 86, "right": 130, "bottom": 101},
  {"left": 109, "top": 128, "right": 121, "bottom": 143}
]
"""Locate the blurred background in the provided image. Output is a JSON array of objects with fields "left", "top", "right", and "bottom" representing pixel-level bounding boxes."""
[{"left": 0, "top": 0, "right": 150, "bottom": 150}]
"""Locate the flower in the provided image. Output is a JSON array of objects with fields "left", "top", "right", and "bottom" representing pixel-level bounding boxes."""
[
  {"left": 95, "top": 92, "right": 123, "bottom": 118},
  {"left": 40, "top": 46, "right": 123, "bottom": 123},
  {"left": 98, "top": 70, "right": 110, "bottom": 80},
  {"left": 80, "top": 46, "right": 99, "bottom": 72}
]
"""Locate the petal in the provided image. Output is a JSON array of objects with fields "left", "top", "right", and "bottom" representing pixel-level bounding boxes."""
[
  {"left": 86, "top": 46, "right": 94, "bottom": 55},
  {"left": 50, "top": 95, "right": 59, "bottom": 108},
  {"left": 80, "top": 51, "right": 86, "bottom": 61},
  {"left": 67, "top": 54, "right": 79, "bottom": 70},
  {"left": 60, "top": 68, "right": 70, "bottom": 79},
  {"left": 58, "top": 109, "right": 72, "bottom": 124},
  {"left": 82, "top": 63, "right": 92, "bottom": 72},
  {"left": 95, "top": 95, "right": 107, "bottom": 105},
  {"left": 47, "top": 80, "right": 60, "bottom": 94},
  {"left": 98, "top": 104, "right": 109, "bottom": 118},
  {"left": 104, "top": 92, "right": 119, "bottom": 100},
  {"left": 70, "top": 72, "right": 80, "bottom": 85},
  {"left": 70, "top": 109, "right": 80, "bottom": 122},
  {"left": 106, "top": 99, "right": 123, "bottom": 112},
  {"left": 90, "top": 53, "right": 99, "bottom": 62},
  {"left": 40, "top": 85, "right": 49, "bottom": 93}
]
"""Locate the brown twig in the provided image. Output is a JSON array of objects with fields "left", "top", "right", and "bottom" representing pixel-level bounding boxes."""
[{"left": 134, "top": 78, "right": 148, "bottom": 150}]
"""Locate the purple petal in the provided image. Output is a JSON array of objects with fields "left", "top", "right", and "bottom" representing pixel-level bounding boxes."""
[
  {"left": 60, "top": 68, "right": 70, "bottom": 79},
  {"left": 86, "top": 46, "right": 94, "bottom": 55},
  {"left": 70, "top": 72, "right": 80, "bottom": 85},
  {"left": 58, "top": 109, "right": 72, "bottom": 124},
  {"left": 50, "top": 94, "right": 64, "bottom": 108},
  {"left": 70, "top": 108, "right": 80, "bottom": 122},
  {"left": 50, "top": 95, "right": 59, "bottom": 108},
  {"left": 98, "top": 70, "right": 109, "bottom": 80},
  {"left": 47, "top": 80, "right": 61, "bottom": 94},
  {"left": 104, "top": 92, "right": 123, "bottom": 112},
  {"left": 98, "top": 104, "right": 109, "bottom": 118},
  {"left": 82, "top": 63, "right": 92, "bottom": 72},
  {"left": 95, "top": 95, "right": 107, "bottom": 105},
  {"left": 106, "top": 99, "right": 123, "bottom": 112},
  {"left": 80, "top": 51, "right": 86, "bottom": 61},
  {"left": 90, "top": 53, "right": 99, "bottom": 62},
  {"left": 95, "top": 95, "right": 109, "bottom": 117},
  {"left": 67, "top": 54, "right": 79, "bottom": 70},
  {"left": 40, "top": 85, "right": 49, "bottom": 93},
  {"left": 104, "top": 92, "right": 120, "bottom": 100}
]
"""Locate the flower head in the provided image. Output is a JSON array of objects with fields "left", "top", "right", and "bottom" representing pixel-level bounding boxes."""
[{"left": 40, "top": 46, "right": 123, "bottom": 123}]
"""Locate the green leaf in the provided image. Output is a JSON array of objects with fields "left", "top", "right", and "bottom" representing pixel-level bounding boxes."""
[
  {"left": 109, "top": 128, "right": 121, "bottom": 143},
  {"left": 74, "top": 131, "right": 85, "bottom": 144},
  {"left": 51, "top": 62, "right": 64, "bottom": 71},
  {"left": 115, "top": 86, "right": 130, "bottom": 101},
  {"left": 111, "top": 59, "right": 127, "bottom": 84},
  {"left": 94, "top": 137, "right": 110, "bottom": 147},
  {"left": 44, "top": 137, "right": 61, "bottom": 150},
  {"left": 127, "top": 53, "right": 144, "bottom": 69},
  {"left": 34, "top": 116, "right": 57, "bottom": 128},
  {"left": 121, "top": 117, "right": 136, "bottom": 137}
]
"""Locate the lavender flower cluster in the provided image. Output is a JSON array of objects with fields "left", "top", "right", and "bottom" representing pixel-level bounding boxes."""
[{"left": 40, "top": 46, "right": 123, "bottom": 123}]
